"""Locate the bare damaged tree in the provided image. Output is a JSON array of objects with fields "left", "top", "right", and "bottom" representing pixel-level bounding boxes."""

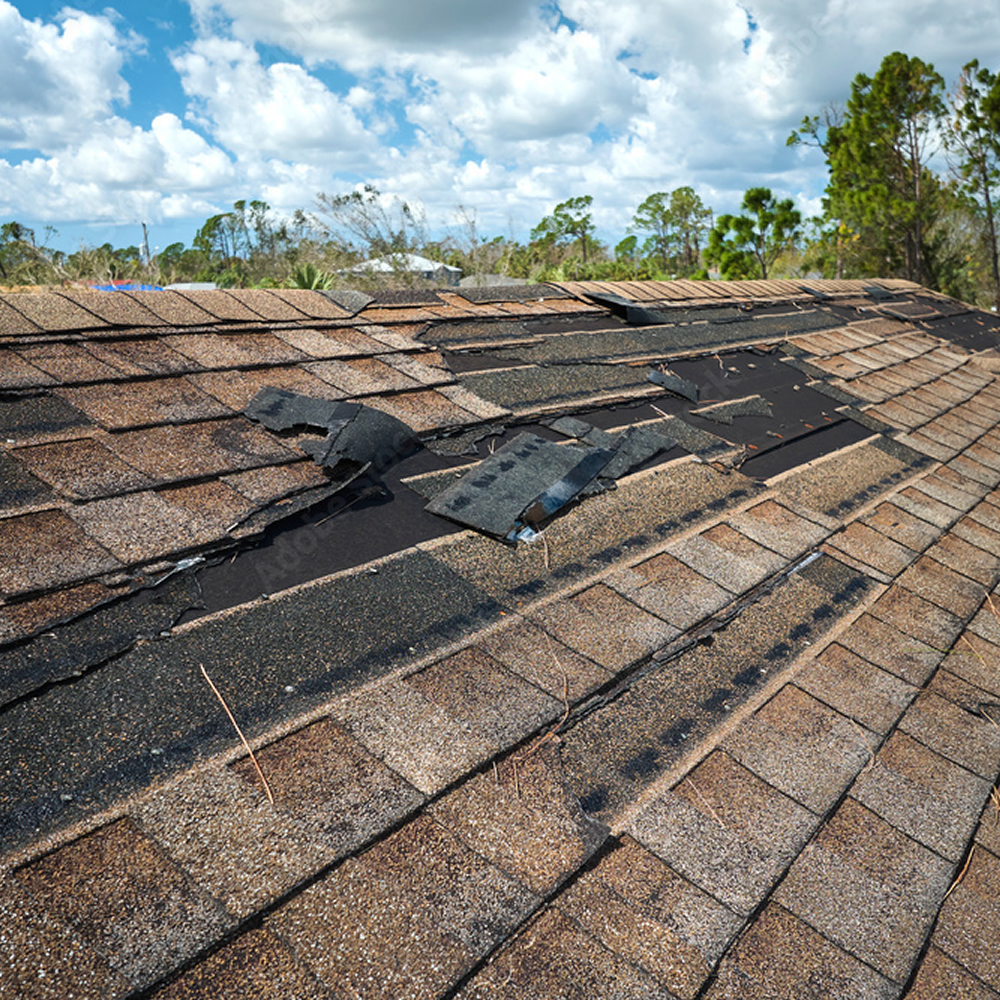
[{"left": 313, "top": 184, "right": 426, "bottom": 258}]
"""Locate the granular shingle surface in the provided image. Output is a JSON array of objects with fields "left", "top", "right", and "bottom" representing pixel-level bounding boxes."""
[{"left": 5, "top": 279, "right": 1000, "bottom": 998}]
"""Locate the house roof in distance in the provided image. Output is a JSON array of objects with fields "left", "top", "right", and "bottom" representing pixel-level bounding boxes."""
[
  {"left": 350, "top": 252, "right": 463, "bottom": 274},
  {"left": 2, "top": 277, "right": 1000, "bottom": 999}
]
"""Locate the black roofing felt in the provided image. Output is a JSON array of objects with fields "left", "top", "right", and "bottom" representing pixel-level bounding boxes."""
[
  {"left": 189, "top": 447, "right": 469, "bottom": 616},
  {"left": 923, "top": 313, "right": 1000, "bottom": 353},
  {"left": 738, "top": 420, "right": 872, "bottom": 479}
]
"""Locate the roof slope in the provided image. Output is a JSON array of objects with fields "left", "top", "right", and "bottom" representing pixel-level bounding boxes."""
[{"left": 2, "top": 278, "right": 1000, "bottom": 998}]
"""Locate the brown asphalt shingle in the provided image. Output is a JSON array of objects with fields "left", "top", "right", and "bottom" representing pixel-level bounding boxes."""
[
  {"left": 459, "top": 906, "right": 669, "bottom": 998},
  {"left": 431, "top": 745, "right": 607, "bottom": 895},
  {"left": 56, "top": 289, "right": 163, "bottom": 328},
  {"left": 721, "top": 684, "right": 875, "bottom": 813},
  {"left": 11, "top": 436, "right": 154, "bottom": 499},
  {"left": 703, "top": 903, "right": 897, "bottom": 999},
  {"left": 0, "top": 874, "right": 130, "bottom": 999},
  {"left": 556, "top": 836, "right": 741, "bottom": 999},
  {"left": 15, "top": 819, "right": 232, "bottom": 987},
  {"left": 3, "top": 292, "right": 105, "bottom": 332},
  {"left": 0, "top": 295, "right": 43, "bottom": 337},
  {"left": 851, "top": 730, "right": 992, "bottom": 862},
  {"left": 335, "top": 647, "right": 561, "bottom": 794},
  {"left": 0, "top": 509, "right": 122, "bottom": 596},
  {"left": 104, "top": 418, "right": 300, "bottom": 483},
  {"left": 152, "top": 929, "right": 331, "bottom": 1000},
  {"left": 775, "top": 798, "right": 954, "bottom": 983},
  {"left": 6, "top": 279, "right": 1000, "bottom": 998},
  {"left": 123, "top": 290, "right": 218, "bottom": 327},
  {"left": 230, "top": 718, "right": 423, "bottom": 852},
  {"left": 627, "top": 751, "right": 818, "bottom": 916},
  {"left": 57, "top": 377, "right": 233, "bottom": 429},
  {"left": 926, "top": 846, "right": 1000, "bottom": 992},
  {"left": 0, "top": 347, "right": 55, "bottom": 389},
  {"left": 796, "top": 641, "right": 918, "bottom": 734}
]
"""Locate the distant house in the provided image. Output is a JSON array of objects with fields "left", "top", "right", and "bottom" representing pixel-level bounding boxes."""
[{"left": 348, "top": 252, "right": 462, "bottom": 286}]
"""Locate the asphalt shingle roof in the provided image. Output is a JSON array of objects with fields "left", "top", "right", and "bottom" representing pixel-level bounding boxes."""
[{"left": 2, "top": 278, "right": 1000, "bottom": 998}]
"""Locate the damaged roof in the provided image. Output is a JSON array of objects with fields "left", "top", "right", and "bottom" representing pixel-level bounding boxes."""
[{"left": 2, "top": 277, "right": 1000, "bottom": 998}]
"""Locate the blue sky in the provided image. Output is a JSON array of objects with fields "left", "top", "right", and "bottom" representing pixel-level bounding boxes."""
[{"left": 3, "top": 0, "right": 1000, "bottom": 256}]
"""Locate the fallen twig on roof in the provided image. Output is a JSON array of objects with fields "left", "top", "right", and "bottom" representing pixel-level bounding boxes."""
[
  {"left": 944, "top": 845, "right": 976, "bottom": 901},
  {"left": 199, "top": 662, "right": 274, "bottom": 805}
]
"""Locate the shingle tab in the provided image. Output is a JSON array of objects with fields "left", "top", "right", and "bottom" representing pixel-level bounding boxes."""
[
  {"left": 557, "top": 836, "right": 741, "bottom": 999},
  {"left": 337, "top": 647, "right": 561, "bottom": 794},
  {"left": 797, "top": 642, "right": 918, "bottom": 734},
  {"left": 152, "top": 929, "right": 330, "bottom": 1000},
  {"left": 134, "top": 768, "right": 339, "bottom": 919},
  {"left": 775, "top": 798, "right": 954, "bottom": 982},
  {"left": 931, "top": 845, "right": 1000, "bottom": 992},
  {"left": 721, "top": 684, "right": 875, "bottom": 812},
  {"left": 628, "top": 751, "right": 818, "bottom": 915},
  {"left": 0, "top": 509, "right": 122, "bottom": 596},
  {"left": 56, "top": 289, "right": 163, "bottom": 328},
  {"left": 703, "top": 903, "right": 897, "bottom": 1000},
  {"left": 0, "top": 874, "right": 129, "bottom": 1000},
  {"left": 15, "top": 819, "right": 232, "bottom": 987},
  {"left": 105, "top": 418, "right": 299, "bottom": 483},
  {"left": 230, "top": 718, "right": 423, "bottom": 854},
  {"left": 851, "top": 730, "right": 991, "bottom": 861},
  {"left": 906, "top": 945, "right": 1000, "bottom": 1000},
  {"left": 432, "top": 745, "right": 608, "bottom": 895},
  {"left": 3, "top": 292, "right": 106, "bottom": 332}
]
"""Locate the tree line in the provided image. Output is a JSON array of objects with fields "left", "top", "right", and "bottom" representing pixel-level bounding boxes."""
[{"left": 2, "top": 52, "right": 1000, "bottom": 307}]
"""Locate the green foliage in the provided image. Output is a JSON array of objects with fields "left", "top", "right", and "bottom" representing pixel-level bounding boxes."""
[
  {"left": 285, "top": 262, "right": 334, "bottom": 289},
  {"left": 631, "top": 187, "right": 713, "bottom": 275},
  {"left": 794, "top": 51, "right": 946, "bottom": 283},
  {"left": 946, "top": 60, "right": 1000, "bottom": 308},
  {"left": 530, "top": 196, "right": 596, "bottom": 263},
  {"left": 705, "top": 187, "right": 801, "bottom": 279}
]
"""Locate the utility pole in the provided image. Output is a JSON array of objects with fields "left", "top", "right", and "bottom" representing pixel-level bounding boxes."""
[{"left": 141, "top": 223, "right": 151, "bottom": 268}]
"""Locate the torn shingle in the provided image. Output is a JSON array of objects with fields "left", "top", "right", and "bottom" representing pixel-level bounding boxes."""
[
  {"left": 425, "top": 432, "right": 611, "bottom": 538},
  {"left": 690, "top": 394, "right": 773, "bottom": 425},
  {"left": 647, "top": 367, "right": 701, "bottom": 402}
]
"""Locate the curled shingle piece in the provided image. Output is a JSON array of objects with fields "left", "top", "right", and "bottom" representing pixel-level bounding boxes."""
[
  {"left": 647, "top": 368, "right": 702, "bottom": 402},
  {"left": 244, "top": 386, "right": 419, "bottom": 471},
  {"left": 691, "top": 394, "right": 773, "bottom": 425}
]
